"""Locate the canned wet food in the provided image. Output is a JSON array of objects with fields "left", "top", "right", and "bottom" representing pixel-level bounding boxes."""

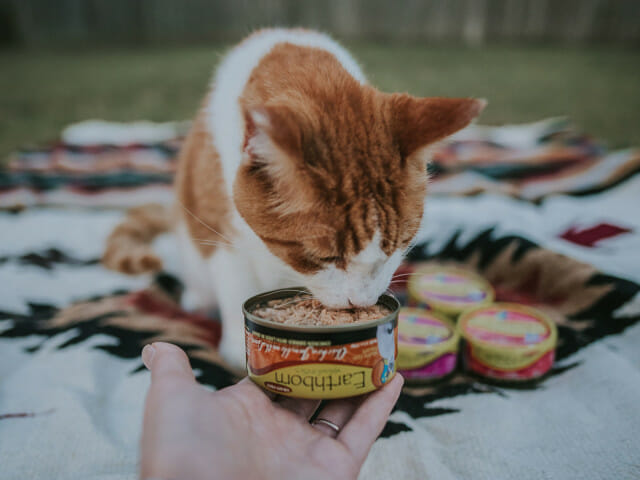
[
  {"left": 458, "top": 303, "right": 557, "bottom": 383},
  {"left": 408, "top": 265, "right": 494, "bottom": 319},
  {"left": 396, "top": 307, "right": 459, "bottom": 383},
  {"left": 243, "top": 288, "right": 400, "bottom": 399}
]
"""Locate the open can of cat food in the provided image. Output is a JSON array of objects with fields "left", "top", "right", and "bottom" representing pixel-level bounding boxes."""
[
  {"left": 243, "top": 288, "right": 400, "bottom": 399},
  {"left": 458, "top": 303, "right": 557, "bottom": 383},
  {"left": 407, "top": 265, "right": 494, "bottom": 320}
]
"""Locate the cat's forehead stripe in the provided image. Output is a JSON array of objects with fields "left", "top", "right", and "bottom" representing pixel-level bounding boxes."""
[{"left": 353, "top": 231, "right": 386, "bottom": 264}]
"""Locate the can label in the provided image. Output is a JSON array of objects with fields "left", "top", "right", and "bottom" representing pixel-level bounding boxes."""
[
  {"left": 245, "top": 318, "right": 397, "bottom": 399},
  {"left": 396, "top": 308, "right": 459, "bottom": 381},
  {"left": 465, "top": 344, "right": 555, "bottom": 380},
  {"left": 397, "top": 309, "right": 457, "bottom": 370}
]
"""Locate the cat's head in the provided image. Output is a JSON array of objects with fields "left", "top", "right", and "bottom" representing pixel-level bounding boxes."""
[{"left": 235, "top": 87, "right": 485, "bottom": 308}]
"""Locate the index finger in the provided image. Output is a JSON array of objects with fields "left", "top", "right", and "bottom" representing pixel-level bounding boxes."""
[{"left": 337, "top": 374, "right": 404, "bottom": 464}]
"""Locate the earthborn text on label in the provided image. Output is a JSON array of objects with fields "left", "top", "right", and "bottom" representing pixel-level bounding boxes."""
[{"left": 243, "top": 289, "right": 400, "bottom": 399}]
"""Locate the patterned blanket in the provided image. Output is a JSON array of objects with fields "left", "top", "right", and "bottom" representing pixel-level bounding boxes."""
[{"left": 1, "top": 120, "right": 639, "bottom": 480}]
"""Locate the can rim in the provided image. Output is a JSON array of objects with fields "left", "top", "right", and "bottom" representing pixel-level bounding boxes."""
[
  {"left": 243, "top": 287, "right": 400, "bottom": 333},
  {"left": 407, "top": 265, "right": 495, "bottom": 315},
  {"left": 457, "top": 302, "right": 558, "bottom": 353}
]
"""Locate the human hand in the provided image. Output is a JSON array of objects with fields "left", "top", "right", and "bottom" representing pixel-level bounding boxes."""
[{"left": 140, "top": 342, "right": 403, "bottom": 480}]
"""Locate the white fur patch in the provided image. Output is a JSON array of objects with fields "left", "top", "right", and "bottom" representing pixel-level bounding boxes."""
[
  {"left": 174, "top": 221, "right": 218, "bottom": 310},
  {"left": 206, "top": 28, "right": 367, "bottom": 198},
  {"left": 304, "top": 231, "right": 404, "bottom": 308}
]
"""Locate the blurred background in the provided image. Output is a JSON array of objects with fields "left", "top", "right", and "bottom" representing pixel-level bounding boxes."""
[{"left": 1, "top": 0, "right": 639, "bottom": 159}]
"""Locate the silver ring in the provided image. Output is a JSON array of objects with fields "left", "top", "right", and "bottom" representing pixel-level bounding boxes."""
[{"left": 312, "top": 417, "right": 341, "bottom": 434}]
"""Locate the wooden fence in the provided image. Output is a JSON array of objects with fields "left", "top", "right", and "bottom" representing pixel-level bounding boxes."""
[{"left": 2, "top": 0, "right": 639, "bottom": 46}]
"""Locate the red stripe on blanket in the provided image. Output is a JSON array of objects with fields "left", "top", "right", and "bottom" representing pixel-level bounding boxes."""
[{"left": 559, "top": 223, "right": 632, "bottom": 248}]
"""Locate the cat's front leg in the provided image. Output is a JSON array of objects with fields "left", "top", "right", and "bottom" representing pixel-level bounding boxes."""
[{"left": 209, "top": 249, "right": 256, "bottom": 372}]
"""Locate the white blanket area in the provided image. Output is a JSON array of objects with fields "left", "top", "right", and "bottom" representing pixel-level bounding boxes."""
[{"left": 1, "top": 176, "right": 640, "bottom": 480}]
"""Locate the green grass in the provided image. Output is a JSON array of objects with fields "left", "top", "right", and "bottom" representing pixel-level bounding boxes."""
[{"left": 1, "top": 43, "right": 639, "bottom": 160}]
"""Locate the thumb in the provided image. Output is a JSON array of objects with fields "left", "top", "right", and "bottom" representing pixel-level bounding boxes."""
[{"left": 142, "top": 342, "right": 196, "bottom": 384}]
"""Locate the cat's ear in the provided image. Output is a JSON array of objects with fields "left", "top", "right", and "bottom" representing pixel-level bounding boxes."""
[
  {"left": 390, "top": 95, "right": 486, "bottom": 158},
  {"left": 242, "top": 104, "right": 302, "bottom": 164},
  {"left": 241, "top": 104, "right": 315, "bottom": 213}
]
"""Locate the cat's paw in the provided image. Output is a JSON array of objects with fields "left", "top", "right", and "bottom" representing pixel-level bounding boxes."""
[
  {"left": 218, "top": 334, "right": 247, "bottom": 373},
  {"left": 102, "top": 243, "right": 162, "bottom": 274}
]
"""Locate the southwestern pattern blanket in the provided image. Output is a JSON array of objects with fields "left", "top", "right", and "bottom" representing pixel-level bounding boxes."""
[{"left": 1, "top": 120, "right": 639, "bottom": 480}]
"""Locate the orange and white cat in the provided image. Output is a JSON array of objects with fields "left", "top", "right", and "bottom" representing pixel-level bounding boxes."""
[{"left": 104, "top": 28, "right": 485, "bottom": 368}]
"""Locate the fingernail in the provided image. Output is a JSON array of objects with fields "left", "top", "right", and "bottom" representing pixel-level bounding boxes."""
[{"left": 142, "top": 344, "right": 156, "bottom": 369}]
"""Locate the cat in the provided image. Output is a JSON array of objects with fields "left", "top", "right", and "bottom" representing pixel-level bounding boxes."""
[{"left": 103, "top": 28, "right": 485, "bottom": 369}]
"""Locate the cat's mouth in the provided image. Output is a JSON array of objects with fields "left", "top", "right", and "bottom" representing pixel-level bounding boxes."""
[
  {"left": 306, "top": 287, "right": 381, "bottom": 310},
  {"left": 302, "top": 249, "right": 404, "bottom": 309}
]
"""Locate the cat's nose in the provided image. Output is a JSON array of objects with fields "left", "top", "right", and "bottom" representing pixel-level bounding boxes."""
[{"left": 309, "top": 287, "right": 351, "bottom": 309}]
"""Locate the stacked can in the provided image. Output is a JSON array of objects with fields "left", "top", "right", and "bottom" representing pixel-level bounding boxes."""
[
  {"left": 398, "top": 265, "right": 492, "bottom": 383},
  {"left": 407, "top": 265, "right": 494, "bottom": 319},
  {"left": 402, "top": 265, "right": 557, "bottom": 384},
  {"left": 396, "top": 308, "right": 459, "bottom": 383}
]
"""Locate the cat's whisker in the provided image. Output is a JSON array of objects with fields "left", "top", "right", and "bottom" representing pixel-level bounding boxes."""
[
  {"left": 389, "top": 277, "right": 409, "bottom": 283},
  {"left": 177, "top": 200, "right": 235, "bottom": 246},
  {"left": 198, "top": 243, "right": 233, "bottom": 251},
  {"left": 392, "top": 267, "right": 472, "bottom": 281},
  {"left": 384, "top": 288, "right": 400, "bottom": 304},
  {"left": 194, "top": 238, "right": 234, "bottom": 249},
  {"left": 391, "top": 273, "right": 417, "bottom": 279},
  {"left": 191, "top": 236, "right": 232, "bottom": 244},
  {"left": 273, "top": 295, "right": 314, "bottom": 309},
  {"left": 391, "top": 271, "right": 432, "bottom": 280},
  {"left": 196, "top": 242, "right": 234, "bottom": 251}
]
